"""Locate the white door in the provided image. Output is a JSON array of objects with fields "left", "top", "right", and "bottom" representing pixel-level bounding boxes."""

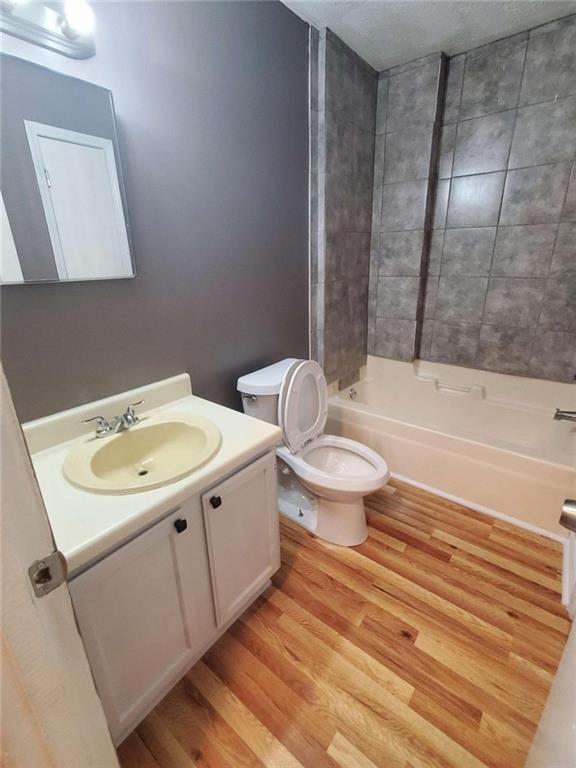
[
  {"left": 0, "top": 367, "right": 118, "bottom": 767},
  {"left": 25, "top": 121, "right": 132, "bottom": 280},
  {"left": 0, "top": 190, "right": 24, "bottom": 283},
  {"left": 524, "top": 622, "right": 576, "bottom": 768},
  {"left": 69, "top": 498, "right": 216, "bottom": 745},
  {"left": 202, "top": 451, "right": 280, "bottom": 627}
]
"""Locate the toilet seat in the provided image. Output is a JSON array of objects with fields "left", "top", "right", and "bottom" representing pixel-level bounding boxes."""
[
  {"left": 278, "top": 359, "right": 328, "bottom": 453},
  {"left": 277, "top": 435, "right": 389, "bottom": 495}
]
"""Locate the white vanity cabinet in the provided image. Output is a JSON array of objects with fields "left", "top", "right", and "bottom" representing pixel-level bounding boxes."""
[
  {"left": 68, "top": 450, "right": 278, "bottom": 745},
  {"left": 202, "top": 450, "right": 280, "bottom": 626},
  {"left": 68, "top": 499, "right": 215, "bottom": 743}
]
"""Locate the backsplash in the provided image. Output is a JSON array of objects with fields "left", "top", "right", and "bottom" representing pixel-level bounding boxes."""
[{"left": 419, "top": 16, "right": 576, "bottom": 382}]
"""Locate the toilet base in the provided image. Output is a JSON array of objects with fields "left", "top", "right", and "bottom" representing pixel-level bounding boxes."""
[
  {"left": 278, "top": 488, "right": 318, "bottom": 533},
  {"left": 314, "top": 497, "right": 368, "bottom": 546},
  {"left": 279, "top": 494, "right": 368, "bottom": 547},
  {"left": 277, "top": 465, "right": 369, "bottom": 547}
]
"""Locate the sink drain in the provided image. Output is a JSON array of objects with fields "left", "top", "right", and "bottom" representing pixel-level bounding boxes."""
[{"left": 137, "top": 468, "right": 149, "bottom": 477}]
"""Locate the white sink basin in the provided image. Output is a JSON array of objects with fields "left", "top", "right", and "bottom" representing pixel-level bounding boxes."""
[{"left": 63, "top": 413, "right": 221, "bottom": 494}]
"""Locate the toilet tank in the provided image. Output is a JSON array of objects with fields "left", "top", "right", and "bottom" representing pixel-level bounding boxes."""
[{"left": 237, "top": 358, "right": 299, "bottom": 425}]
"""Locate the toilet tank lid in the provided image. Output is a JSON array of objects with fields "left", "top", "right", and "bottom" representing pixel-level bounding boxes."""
[{"left": 237, "top": 358, "right": 300, "bottom": 396}]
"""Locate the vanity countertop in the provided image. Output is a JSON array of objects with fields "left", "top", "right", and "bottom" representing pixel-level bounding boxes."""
[{"left": 24, "top": 375, "right": 281, "bottom": 576}]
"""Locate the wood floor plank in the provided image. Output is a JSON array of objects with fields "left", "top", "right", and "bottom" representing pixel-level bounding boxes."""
[
  {"left": 433, "top": 529, "right": 561, "bottom": 592},
  {"left": 239, "top": 597, "right": 411, "bottom": 767},
  {"left": 203, "top": 633, "right": 340, "bottom": 768},
  {"left": 266, "top": 606, "right": 487, "bottom": 768},
  {"left": 445, "top": 553, "right": 571, "bottom": 634},
  {"left": 188, "top": 662, "right": 304, "bottom": 768},
  {"left": 366, "top": 579, "right": 512, "bottom": 661},
  {"left": 409, "top": 691, "right": 529, "bottom": 768},
  {"left": 358, "top": 539, "right": 518, "bottom": 633},
  {"left": 450, "top": 551, "right": 568, "bottom": 617},
  {"left": 119, "top": 481, "right": 570, "bottom": 768},
  {"left": 372, "top": 494, "right": 561, "bottom": 578},
  {"left": 491, "top": 518, "right": 563, "bottom": 552},
  {"left": 330, "top": 542, "right": 514, "bottom": 649},
  {"left": 117, "top": 732, "right": 162, "bottom": 768},
  {"left": 379, "top": 483, "right": 494, "bottom": 532},
  {"left": 155, "top": 677, "right": 263, "bottom": 768},
  {"left": 370, "top": 536, "right": 567, "bottom": 656},
  {"left": 414, "top": 630, "right": 547, "bottom": 723},
  {"left": 135, "top": 712, "right": 198, "bottom": 768},
  {"left": 488, "top": 526, "right": 564, "bottom": 563},
  {"left": 266, "top": 587, "right": 415, "bottom": 704},
  {"left": 279, "top": 548, "right": 370, "bottom": 625},
  {"left": 327, "top": 733, "right": 380, "bottom": 768}
]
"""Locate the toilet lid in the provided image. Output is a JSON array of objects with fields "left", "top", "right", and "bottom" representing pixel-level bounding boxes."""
[{"left": 279, "top": 359, "right": 328, "bottom": 453}]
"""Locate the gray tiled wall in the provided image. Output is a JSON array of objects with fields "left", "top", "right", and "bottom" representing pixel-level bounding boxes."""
[
  {"left": 421, "top": 15, "right": 576, "bottom": 382},
  {"left": 367, "top": 54, "right": 446, "bottom": 361},
  {"left": 313, "top": 15, "right": 576, "bottom": 385},
  {"left": 310, "top": 29, "right": 377, "bottom": 384}
]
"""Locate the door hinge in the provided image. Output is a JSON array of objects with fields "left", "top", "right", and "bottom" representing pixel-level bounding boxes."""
[
  {"left": 43, "top": 168, "right": 52, "bottom": 188},
  {"left": 28, "top": 551, "right": 67, "bottom": 598}
]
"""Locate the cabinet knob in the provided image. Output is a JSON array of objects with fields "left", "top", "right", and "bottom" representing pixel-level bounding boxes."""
[
  {"left": 174, "top": 518, "right": 187, "bottom": 533},
  {"left": 210, "top": 496, "right": 222, "bottom": 509}
]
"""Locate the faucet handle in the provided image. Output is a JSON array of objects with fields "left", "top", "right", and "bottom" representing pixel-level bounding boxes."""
[
  {"left": 82, "top": 415, "right": 109, "bottom": 425},
  {"left": 123, "top": 400, "right": 143, "bottom": 425},
  {"left": 82, "top": 415, "right": 111, "bottom": 436}
]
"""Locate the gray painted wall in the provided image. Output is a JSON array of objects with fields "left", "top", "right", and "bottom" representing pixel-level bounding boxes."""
[{"left": 0, "top": 1, "right": 309, "bottom": 421}]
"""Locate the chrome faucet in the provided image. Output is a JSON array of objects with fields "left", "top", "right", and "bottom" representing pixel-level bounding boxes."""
[
  {"left": 82, "top": 400, "right": 143, "bottom": 438},
  {"left": 553, "top": 408, "right": 576, "bottom": 423}
]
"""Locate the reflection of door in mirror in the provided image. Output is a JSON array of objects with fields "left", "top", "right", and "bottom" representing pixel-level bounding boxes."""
[
  {"left": 1, "top": 191, "right": 23, "bottom": 283},
  {"left": 25, "top": 122, "right": 132, "bottom": 281}
]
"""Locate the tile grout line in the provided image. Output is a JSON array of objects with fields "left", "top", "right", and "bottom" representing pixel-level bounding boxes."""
[
  {"left": 477, "top": 35, "right": 528, "bottom": 328},
  {"left": 433, "top": 49, "right": 467, "bottom": 293},
  {"left": 380, "top": 159, "right": 575, "bottom": 188}
]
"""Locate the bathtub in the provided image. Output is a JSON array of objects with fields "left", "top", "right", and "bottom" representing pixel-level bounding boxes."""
[{"left": 327, "top": 356, "right": 576, "bottom": 540}]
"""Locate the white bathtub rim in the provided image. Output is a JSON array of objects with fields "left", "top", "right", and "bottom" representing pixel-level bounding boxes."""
[
  {"left": 389, "top": 471, "right": 571, "bottom": 606},
  {"left": 330, "top": 398, "right": 573, "bottom": 472},
  {"left": 361, "top": 372, "right": 560, "bottom": 417}
]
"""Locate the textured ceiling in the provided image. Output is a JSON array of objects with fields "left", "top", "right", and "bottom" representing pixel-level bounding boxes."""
[{"left": 282, "top": 0, "right": 576, "bottom": 70}]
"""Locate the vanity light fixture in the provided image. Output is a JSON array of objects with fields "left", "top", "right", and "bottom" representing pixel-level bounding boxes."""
[
  {"left": 61, "top": 0, "right": 95, "bottom": 39},
  {"left": 0, "top": 0, "right": 95, "bottom": 58},
  {"left": 1, "top": 0, "right": 25, "bottom": 12}
]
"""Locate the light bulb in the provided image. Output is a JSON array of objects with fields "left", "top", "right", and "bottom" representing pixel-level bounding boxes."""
[
  {"left": 1, "top": 0, "right": 26, "bottom": 12},
  {"left": 62, "top": 0, "right": 95, "bottom": 38}
]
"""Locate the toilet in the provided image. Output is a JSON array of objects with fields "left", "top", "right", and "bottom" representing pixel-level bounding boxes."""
[{"left": 237, "top": 358, "right": 389, "bottom": 546}]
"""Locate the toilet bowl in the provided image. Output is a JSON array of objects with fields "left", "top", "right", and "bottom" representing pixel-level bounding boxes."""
[{"left": 237, "top": 358, "right": 389, "bottom": 546}]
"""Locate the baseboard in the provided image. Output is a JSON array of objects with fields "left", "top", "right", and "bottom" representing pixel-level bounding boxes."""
[
  {"left": 390, "top": 471, "right": 572, "bottom": 606},
  {"left": 564, "top": 534, "right": 576, "bottom": 616}
]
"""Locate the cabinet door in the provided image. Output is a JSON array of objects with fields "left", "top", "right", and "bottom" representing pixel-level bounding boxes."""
[
  {"left": 69, "top": 499, "right": 215, "bottom": 743},
  {"left": 202, "top": 451, "right": 280, "bottom": 626}
]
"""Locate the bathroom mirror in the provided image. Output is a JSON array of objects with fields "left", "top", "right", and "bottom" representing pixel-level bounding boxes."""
[{"left": 0, "top": 54, "right": 135, "bottom": 283}]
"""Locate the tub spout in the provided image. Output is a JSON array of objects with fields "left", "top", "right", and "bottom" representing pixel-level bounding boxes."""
[{"left": 553, "top": 408, "right": 576, "bottom": 422}]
